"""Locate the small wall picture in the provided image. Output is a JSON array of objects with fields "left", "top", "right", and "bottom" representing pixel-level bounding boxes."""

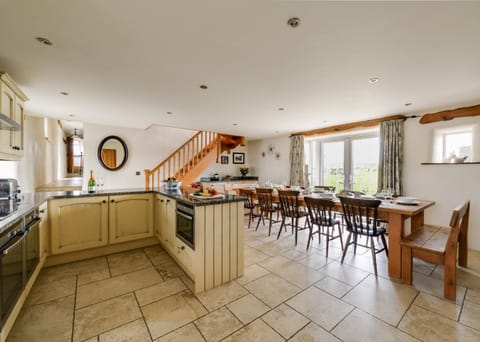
[
  {"left": 233, "top": 152, "right": 245, "bottom": 164},
  {"left": 220, "top": 155, "right": 229, "bottom": 164}
]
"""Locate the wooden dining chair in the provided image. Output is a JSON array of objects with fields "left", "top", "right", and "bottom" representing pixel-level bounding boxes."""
[
  {"left": 255, "top": 187, "right": 280, "bottom": 236},
  {"left": 238, "top": 188, "right": 258, "bottom": 228},
  {"left": 339, "top": 196, "right": 388, "bottom": 276},
  {"left": 277, "top": 190, "right": 310, "bottom": 245},
  {"left": 400, "top": 201, "right": 470, "bottom": 301},
  {"left": 304, "top": 196, "right": 343, "bottom": 256}
]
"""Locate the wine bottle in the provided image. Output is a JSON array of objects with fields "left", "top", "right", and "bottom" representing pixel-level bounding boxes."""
[{"left": 88, "top": 170, "right": 96, "bottom": 193}]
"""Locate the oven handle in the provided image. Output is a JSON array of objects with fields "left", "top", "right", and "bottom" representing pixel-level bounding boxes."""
[
  {"left": 1, "top": 231, "right": 26, "bottom": 255},
  {"left": 176, "top": 210, "right": 193, "bottom": 221},
  {"left": 24, "top": 217, "right": 40, "bottom": 232}
]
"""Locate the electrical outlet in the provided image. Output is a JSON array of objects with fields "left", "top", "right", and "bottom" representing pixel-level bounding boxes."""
[{"left": 135, "top": 171, "right": 140, "bottom": 176}]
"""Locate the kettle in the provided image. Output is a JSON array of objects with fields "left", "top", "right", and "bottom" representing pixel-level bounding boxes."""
[{"left": 211, "top": 173, "right": 220, "bottom": 181}]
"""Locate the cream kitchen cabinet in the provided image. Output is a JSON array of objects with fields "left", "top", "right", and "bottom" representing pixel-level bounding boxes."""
[
  {"left": 154, "top": 194, "right": 176, "bottom": 250},
  {"left": 109, "top": 194, "right": 154, "bottom": 244},
  {"left": 0, "top": 73, "right": 28, "bottom": 160},
  {"left": 38, "top": 202, "right": 49, "bottom": 260},
  {"left": 49, "top": 196, "right": 109, "bottom": 255}
]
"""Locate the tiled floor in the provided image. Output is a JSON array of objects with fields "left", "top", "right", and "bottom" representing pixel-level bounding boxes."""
[{"left": 7, "top": 218, "right": 480, "bottom": 341}]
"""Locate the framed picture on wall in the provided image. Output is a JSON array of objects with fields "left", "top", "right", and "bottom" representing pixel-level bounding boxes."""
[
  {"left": 220, "top": 155, "right": 229, "bottom": 164},
  {"left": 233, "top": 152, "right": 245, "bottom": 164}
]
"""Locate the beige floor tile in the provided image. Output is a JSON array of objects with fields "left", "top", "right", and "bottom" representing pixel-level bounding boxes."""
[
  {"left": 83, "top": 337, "right": 99, "bottom": 342},
  {"left": 156, "top": 260, "right": 187, "bottom": 280},
  {"left": 195, "top": 281, "right": 248, "bottom": 312},
  {"left": 282, "top": 248, "right": 310, "bottom": 261},
  {"left": 466, "top": 288, "right": 480, "bottom": 305},
  {"left": 144, "top": 245, "right": 175, "bottom": 267},
  {"left": 411, "top": 271, "right": 466, "bottom": 305},
  {"left": 459, "top": 301, "right": 480, "bottom": 331},
  {"left": 399, "top": 305, "right": 480, "bottom": 342},
  {"left": 107, "top": 249, "right": 153, "bottom": 276},
  {"left": 261, "top": 303, "right": 309, "bottom": 339},
  {"left": 332, "top": 308, "right": 417, "bottom": 342},
  {"left": 99, "top": 319, "right": 151, "bottom": 342},
  {"left": 414, "top": 292, "right": 461, "bottom": 321},
  {"left": 181, "top": 275, "right": 196, "bottom": 293},
  {"left": 316, "top": 246, "right": 345, "bottom": 261},
  {"left": 135, "top": 278, "right": 187, "bottom": 306},
  {"left": 243, "top": 246, "right": 270, "bottom": 266},
  {"left": 342, "top": 274, "right": 417, "bottom": 326},
  {"left": 222, "top": 319, "right": 284, "bottom": 342},
  {"left": 154, "top": 323, "right": 205, "bottom": 342},
  {"left": 287, "top": 286, "right": 353, "bottom": 331},
  {"left": 142, "top": 291, "right": 207, "bottom": 339},
  {"left": 290, "top": 322, "right": 341, "bottom": 342},
  {"left": 244, "top": 273, "right": 301, "bottom": 308},
  {"left": 431, "top": 265, "right": 480, "bottom": 290},
  {"left": 313, "top": 276, "right": 352, "bottom": 298},
  {"left": 73, "top": 293, "right": 142, "bottom": 342},
  {"left": 227, "top": 294, "right": 270, "bottom": 324},
  {"left": 297, "top": 254, "right": 330, "bottom": 270},
  {"left": 317, "top": 261, "right": 369, "bottom": 286},
  {"left": 39, "top": 257, "right": 109, "bottom": 284},
  {"left": 194, "top": 307, "right": 242, "bottom": 341},
  {"left": 237, "top": 264, "right": 270, "bottom": 285},
  {"left": 76, "top": 267, "right": 163, "bottom": 308},
  {"left": 259, "top": 256, "right": 325, "bottom": 288},
  {"left": 7, "top": 295, "right": 74, "bottom": 342},
  {"left": 25, "top": 274, "right": 76, "bottom": 306}
]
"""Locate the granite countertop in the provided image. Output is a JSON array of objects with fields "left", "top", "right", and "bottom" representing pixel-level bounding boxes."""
[
  {"left": 0, "top": 188, "right": 244, "bottom": 232},
  {"left": 201, "top": 176, "right": 259, "bottom": 182}
]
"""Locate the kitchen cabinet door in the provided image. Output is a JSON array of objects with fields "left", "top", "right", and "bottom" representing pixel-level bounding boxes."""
[
  {"left": 164, "top": 197, "right": 176, "bottom": 251},
  {"left": 38, "top": 202, "right": 49, "bottom": 259},
  {"left": 109, "top": 194, "right": 154, "bottom": 244},
  {"left": 155, "top": 194, "right": 166, "bottom": 242},
  {"left": 0, "top": 81, "right": 15, "bottom": 156},
  {"left": 49, "top": 196, "right": 109, "bottom": 255},
  {"left": 12, "top": 97, "right": 24, "bottom": 155}
]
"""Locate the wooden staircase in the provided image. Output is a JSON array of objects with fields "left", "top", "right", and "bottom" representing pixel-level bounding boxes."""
[{"left": 144, "top": 131, "right": 245, "bottom": 190}]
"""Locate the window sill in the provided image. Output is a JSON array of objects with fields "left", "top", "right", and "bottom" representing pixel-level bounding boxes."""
[{"left": 421, "top": 162, "right": 480, "bottom": 165}]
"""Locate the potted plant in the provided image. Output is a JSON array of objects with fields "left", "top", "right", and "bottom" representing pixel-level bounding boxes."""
[{"left": 239, "top": 167, "right": 249, "bottom": 177}]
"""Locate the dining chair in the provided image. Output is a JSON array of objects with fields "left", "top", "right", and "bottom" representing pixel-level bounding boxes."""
[
  {"left": 314, "top": 185, "right": 336, "bottom": 192},
  {"left": 255, "top": 187, "right": 280, "bottom": 236},
  {"left": 339, "top": 196, "right": 388, "bottom": 276},
  {"left": 304, "top": 196, "right": 343, "bottom": 256},
  {"left": 238, "top": 188, "right": 258, "bottom": 228},
  {"left": 400, "top": 201, "right": 470, "bottom": 301},
  {"left": 277, "top": 189, "right": 310, "bottom": 245}
]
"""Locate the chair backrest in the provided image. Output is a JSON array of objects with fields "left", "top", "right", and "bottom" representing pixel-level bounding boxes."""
[
  {"left": 446, "top": 200, "right": 470, "bottom": 249},
  {"left": 337, "top": 190, "right": 365, "bottom": 198},
  {"left": 314, "top": 185, "right": 336, "bottom": 192},
  {"left": 256, "top": 187, "right": 275, "bottom": 211},
  {"left": 277, "top": 189, "right": 301, "bottom": 218},
  {"left": 238, "top": 188, "right": 255, "bottom": 209},
  {"left": 304, "top": 196, "right": 335, "bottom": 226},
  {"left": 339, "top": 196, "right": 382, "bottom": 235}
]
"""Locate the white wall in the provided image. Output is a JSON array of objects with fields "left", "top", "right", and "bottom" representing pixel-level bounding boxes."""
[
  {"left": 403, "top": 117, "right": 480, "bottom": 250},
  {"left": 200, "top": 145, "right": 249, "bottom": 179},
  {"left": 82, "top": 123, "right": 196, "bottom": 189},
  {"left": 247, "top": 135, "right": 290, "bottom": 185}
]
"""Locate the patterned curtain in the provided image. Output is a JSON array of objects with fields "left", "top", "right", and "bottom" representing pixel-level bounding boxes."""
[
  {"left": 378, "top": 119, "right": 404, "bottom": 195},
  {"left": 289, "top": 135, "right": 304, "bottom": 186}
]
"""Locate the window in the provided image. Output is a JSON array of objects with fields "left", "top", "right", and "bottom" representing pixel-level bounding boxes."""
[
  {"left": 443, "top": 131, "right": 472, "bottom": 162},
  {"left": 305, "top": 130, "right": 379, "bottom": 194}
]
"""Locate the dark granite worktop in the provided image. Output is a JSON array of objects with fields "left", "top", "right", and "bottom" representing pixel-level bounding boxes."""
[
  {"left": 200, "top": 176, "right": 258, "bottom": 182},
  {"left": 0, "top": 188, "right": 244, "bottom": 232}
]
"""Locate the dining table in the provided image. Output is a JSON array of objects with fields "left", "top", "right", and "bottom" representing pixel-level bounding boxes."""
[{"left": 244, "top": 188, "right": 435, "bottom": 279}]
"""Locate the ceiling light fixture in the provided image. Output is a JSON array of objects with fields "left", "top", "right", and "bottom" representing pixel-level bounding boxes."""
[
  {"left": 278, "top": 107, "right": 285, "bottom": 111},
  {"left": 368, "top": 77, "right": 380, "bottom": 84},
  {"left": 275, "top": 130, "right": 280, "bottom": 134},
  {"left": 68, "top": 114, "right": 75, "bottom": 118},
  {"left": 166, "top": 111, "right": 173, "bottom": 115},
  {"left": 35, "top": 37, "right": 53, "bottom": 46},
  {"left": 60, "top": 92, "right": 69, "bottom": 96},
  {"left": 322, "top": 120, "right": 328, "bottom": 123},
  {"left": 233, "top": 123, "right": 238, "bottom": 126},
  {"left": 200, "top": 84, "right": 208, "bottom": 90},
  {"left": 404, "top": 103, "right": 413, "bottom": 107},
  {"left": 287, "top": 17, "right": 301, "bottom": 28}
]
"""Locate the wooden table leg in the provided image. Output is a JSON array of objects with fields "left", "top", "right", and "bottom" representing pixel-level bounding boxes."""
[
  {"left": 388, "top": 213, "right": 403, "bottom": 278},
  {"left": 411, "top": 211, "right": 424, "bottom": 234}
]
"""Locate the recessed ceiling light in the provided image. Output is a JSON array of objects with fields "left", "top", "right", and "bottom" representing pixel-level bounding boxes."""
[
  {"left": 233, "top": 123, "right": 238, "bottom": 126},
  {"left": 68, "top": 114, "right": 75, "bottom": 118},
  {"left": 287, "top": 17, "right": 301, "bottom": 28},
  {"left": 322, "top": 120, "right": 328, "bottom": 123},
  {"left": 278, "top": 107, "right": 285, "bottom": 111},
  {"left": 60, "top": 92, "right": 69, "bottom": 96},
  {"left": 35, "top": 37, "right": 53, "bottom": 46},
  {"left": 275, "top": 130, "right": 280, "bottom": 134},
  {"left": 368, "top": 77, "right": 380, "bottom": 84},
  {"left": 404, "top": 102, "right": 413, "bottom": 107},
  {"left": 166, "top": 111, "right": 173, "bottom": 115},
  {"left": 200, "top": 84, "right": 208, "bottom": 90}
]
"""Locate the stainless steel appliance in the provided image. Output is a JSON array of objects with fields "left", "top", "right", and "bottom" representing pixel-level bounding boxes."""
[
  {"left": 176, "top": 203, "right": 194, "bottom": 249},
  {"left": 0, "top": 209, "right": 39, "bottom": 326},
  {"left": 0, "top": 179, "right": 21, "bottom": 221}
]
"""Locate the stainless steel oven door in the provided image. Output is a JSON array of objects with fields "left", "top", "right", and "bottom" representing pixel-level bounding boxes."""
[
  {"left": 24, "top": 215, "right": 40, "bottom": 281},
  {"left": 176, "top": 208, "right": 194, "bottom": 250},
  {"left": 0, "top": 219, "right": 25, "bottom": 325}
]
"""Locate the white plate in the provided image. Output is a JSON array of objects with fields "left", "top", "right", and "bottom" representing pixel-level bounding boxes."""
[
  {"left": 396, "top": 200, "right": 420, "bottom": 206},
  {"left": 396, "top": 196, "right": 416, "bottom": 203},
  {"left": 189, "top": 194, "right": 225, "bottom": 200}
]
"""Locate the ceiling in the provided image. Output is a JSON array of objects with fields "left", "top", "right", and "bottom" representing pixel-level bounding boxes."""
[{"left": 0, "top": 1, "right": 479, "bottom": 140}]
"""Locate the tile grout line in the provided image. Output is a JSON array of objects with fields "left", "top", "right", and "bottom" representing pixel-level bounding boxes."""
[
  {"left": 70, "top": 275, "right": 79, "bottom": 342},
  {"left": 132, "top": 291, "right": 155, "bottom": 342}
]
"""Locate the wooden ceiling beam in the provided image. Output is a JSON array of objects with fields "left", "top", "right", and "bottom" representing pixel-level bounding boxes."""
[
  {"left": 419, "top": 104, "right": 480, "bottom": 124},
  {"left": 291, "top": 114, "right": 406, "bottom": 137}
]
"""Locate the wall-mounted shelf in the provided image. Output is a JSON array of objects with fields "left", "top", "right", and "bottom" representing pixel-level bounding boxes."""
[{"left": 421, "top": 162, "right": 480, "bottom": 165}]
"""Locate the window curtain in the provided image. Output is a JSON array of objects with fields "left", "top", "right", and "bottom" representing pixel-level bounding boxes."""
[
  {"left": 289, "top": 135, "right": 304, "bottom": 186},
  {"left": 378, "top": 119, "right": 404, "bottom": 195}
]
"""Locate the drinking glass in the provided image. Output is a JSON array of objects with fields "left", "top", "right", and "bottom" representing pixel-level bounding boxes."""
[{"left": 97, "top": 177, "right": 104, "bottom": 192}]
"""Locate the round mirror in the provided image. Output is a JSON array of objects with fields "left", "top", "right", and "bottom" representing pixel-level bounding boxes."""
[{"left": 97, "top": 136, "right": 128, "bottom": 171}]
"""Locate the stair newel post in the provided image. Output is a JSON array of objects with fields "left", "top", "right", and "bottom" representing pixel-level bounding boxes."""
[
  {"left": 144, "top": 169, "right": 150, "bottom": 190},
  {"left": 157, "top": 169, "right": 160, "bottom": 190}
]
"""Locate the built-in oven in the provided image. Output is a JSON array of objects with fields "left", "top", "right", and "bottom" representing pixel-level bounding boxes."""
[
  {"left": 24, "top": 210, "right": 40, "bottom": 280},
  {"left": 176, "top": 203, "right": 194, "bottom": 250}
]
